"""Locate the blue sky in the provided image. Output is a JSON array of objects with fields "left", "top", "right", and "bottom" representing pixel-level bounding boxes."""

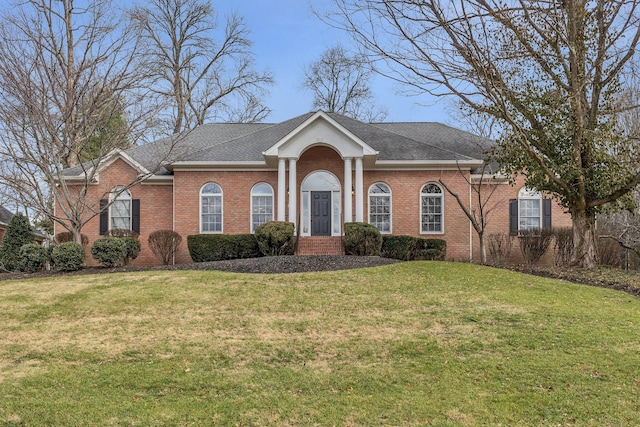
[{"left": 216, "top": 0, "right": 451, "bottom": 124}]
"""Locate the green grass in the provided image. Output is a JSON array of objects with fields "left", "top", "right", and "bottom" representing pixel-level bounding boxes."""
[{"left": 1, "top": 262, "right": 639, "bottom": 426}]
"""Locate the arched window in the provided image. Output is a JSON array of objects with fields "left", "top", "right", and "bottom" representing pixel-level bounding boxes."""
[
  {"left": 201, "top": 183, "right": 223, "bottom": 233},
  {"left": 109, "top": 186, "right": 131, "bottom": 230},
  {"left": 251, "top": 182, "right": 274, "bottom": 232},
  {"left": 369, "top": 182, "right": 391, "bottom": 233},
  {"left": 421, "top": 183, "right": 443, "bottom": 233},
  {"left": 518, "top": 187, "right": 542, "bottom": 230}
]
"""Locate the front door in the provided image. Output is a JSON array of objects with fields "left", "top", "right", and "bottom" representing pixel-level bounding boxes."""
[{"left": 311, "top": 191, "right": 331, "bottom": 236}]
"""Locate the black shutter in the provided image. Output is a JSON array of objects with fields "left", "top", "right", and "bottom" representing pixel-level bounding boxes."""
[
  {"left": 509, "top": 199, "right": 518, "bottom": 236},
  {"left": 543, "top": 198, "right": 552, "bottom": 229},
  {"left": 132, "top": 199, "right": 140, "bottom": 234},
  {"left": 99, "top": 199, "right": 108, "bottom": 235}
]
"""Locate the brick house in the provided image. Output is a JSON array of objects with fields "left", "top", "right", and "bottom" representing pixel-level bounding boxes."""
[{"left": 57, "top": 111, "right": 571, "bottom": 265}]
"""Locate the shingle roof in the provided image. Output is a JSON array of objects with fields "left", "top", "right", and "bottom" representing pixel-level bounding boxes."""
[
  {"left": 0, "top": 205, "right": 14, "bottom": 225},
  {"left": 62, "top": 111, "right": 494, "bottom": 177}
]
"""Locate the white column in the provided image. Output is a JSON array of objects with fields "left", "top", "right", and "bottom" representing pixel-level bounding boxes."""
[
  {"left": 277, "top": 158, "right": 286, "bottom": 221},
  {"left": 288, "top": 158, "right": 297, "bottom": 225},
  {"left": 355, "top": 157, "right": 364, "bottom": 222},
  {"left": 344, "top": 158, "right": 353, "bottom": 223}
]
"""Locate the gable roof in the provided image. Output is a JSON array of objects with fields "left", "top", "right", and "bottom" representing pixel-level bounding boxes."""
[{"left": 61, "top": 111, "right": 494, "bottom": 178}]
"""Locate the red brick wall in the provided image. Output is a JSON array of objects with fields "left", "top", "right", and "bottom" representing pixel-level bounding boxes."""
[{"left": 58, "top": 151, "right": 572, "bottom": 266}]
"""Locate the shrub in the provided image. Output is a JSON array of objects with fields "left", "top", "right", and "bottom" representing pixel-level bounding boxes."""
[
  {"left": 254, "top": 221, "right": 295, "bottom": 256},
  {"left": 51, "top": 242, "right": 84, "bottom": 271},
  {"left": 553, "top": 227, "right": 573, "bottom": 266},
  {"left": 18, "top": 243, "right": 48, "bottom": 273},
  {"left": 121, "top": 237, "right": 141, "bottom": 265},
  {"left": 518, "top": 228, "right": 554, "bottom": 265},
  {"left": 597, "top": 234, "right": 623, "bottom": 267},
  {"left": 148, "top": 230, "right": 182, "bottom": 265},
  {"left": 0, "top": 213, "right": 35, "bottom": 271},
  {"left": 344, "top": 222, "right": 382, "bottom": 256},
  {"left": 487, "top": 232, "right": 513, "bottom": 265},
  {"left": 91, "top": 237, "right": 127, "bottom": 267},
  {"left": 54, "top": 231, "right": 89, "bottom": 247},
  {"left": 380, "top": 235, "right": 446, "bottom": 261},
  {"left": 187, "top": 234, "right": 261, "bottom": 262}
]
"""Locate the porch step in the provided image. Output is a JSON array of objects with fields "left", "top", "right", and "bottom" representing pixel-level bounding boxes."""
[{"left": 296, "top": 236, "right": 344, "bottom": 256}]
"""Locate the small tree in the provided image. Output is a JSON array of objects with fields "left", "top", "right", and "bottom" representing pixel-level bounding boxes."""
[
  {"left": 0, "top": 213, "right": 35, "bottom": 271},
  {"left": 148, "top": 230, "right": 182, "bottom": 265}
]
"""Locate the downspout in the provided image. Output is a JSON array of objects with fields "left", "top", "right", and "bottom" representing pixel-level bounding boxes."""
[
  {"left": 172, "top": 175, "right": 176, "bottom": 265},
  {"left": 469, "top": 178, "right": 473, "bottom": 263}
]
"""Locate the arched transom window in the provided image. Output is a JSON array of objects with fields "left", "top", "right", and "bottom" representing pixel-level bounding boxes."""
[
  {"left": 201, "top": 183, "right": 223, "bottom": 233},
  {"left": 421, "top": 183, "right": 443, "bottom": 233},
  {"left": 369, "top": 182, "right": 391, "bottom": 233}
]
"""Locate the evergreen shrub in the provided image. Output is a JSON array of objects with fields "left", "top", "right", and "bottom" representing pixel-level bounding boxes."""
[
  {"left": 187, "top": 234, "right": 261, "bottom": 262},
  {"left": 91, "top": 237, "right": 127, "bottom": 267},
  {"left": 51, "top": 242, "right": 84, "bottom": 271},
  {"left": 18, "top": 243, "right": 48, "bottom": 273},
  {"left": 0, "top": 213, "right": 35, "bottom": 271},
  {"left": 343, "top": 222, "right": 382, "bottom": 256},
  {"left": 380, "top": 235, "right": 447, "bottom": 260},
  {"left": 254, "top": 221, "right": 295, "bottom": 256}
]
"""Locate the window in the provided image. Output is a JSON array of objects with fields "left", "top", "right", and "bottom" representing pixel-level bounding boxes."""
[
  {"left": 509, "top": 187, "right": 552, "bottom": 235},
  {"left": 251, "top": 183, "right": 274, "bottom": 232},
  {"left": 201, "top": 183, "right": 223, "bottom": 233},
  {"left": 100, "top": 186, "right": 139, "bottom": 235},
  {"left": 110, "top": 186, "right": 131, "bottom": 230},
  {"left": 421, "top": 183, "right": 443, "bottom": 233},
  {"left": 369, "top": 182, "right": 391, "bottom": 233}
]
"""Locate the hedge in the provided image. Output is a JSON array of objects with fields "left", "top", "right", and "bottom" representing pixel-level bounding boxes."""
[
  {"left": 380, "top": 235, "right": 446, "bottom": 261},
  {"left": 187, "top": 234, "right": 261, "bottom": 262},
  {"left": 51, "top": 242, "right": 84, "bottom": 271}
]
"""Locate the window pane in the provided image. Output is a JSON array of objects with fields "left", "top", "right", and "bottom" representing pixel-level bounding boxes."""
[
  {"left": 252, "top": 194, "right": 273, "bottom": 232},
  {"left": 202, "top": 195, "right": 222, "bottom": 232},
  {"left": 421, "top": 195, "right": 442, "bottom": 232},
  {"left": 369, "top": 194, "right": 391, "bottom": 232}
]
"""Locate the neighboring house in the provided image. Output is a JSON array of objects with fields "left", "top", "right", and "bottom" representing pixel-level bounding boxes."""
[
  {"left": 56, "top": 111, "right": 571, "bottom": 266},
  {"left": 0, "top": 205, "right": 47, "bottom": 243}
]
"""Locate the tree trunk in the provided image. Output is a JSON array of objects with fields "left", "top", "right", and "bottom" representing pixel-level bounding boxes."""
[
  {"left": 571, "top": 211, "right": 598, "bottom": 268},
  {"left": 478, "top": 232, "right": 487, "bottom": 265}
]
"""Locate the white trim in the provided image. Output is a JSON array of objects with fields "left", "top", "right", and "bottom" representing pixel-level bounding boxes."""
[
  {"left": 263, "top": 111, "right": 378, "bottom": 158},
  {"left": 288, "top": 159, "right": 297, "bottom": 225},
  {"left": 200, "top": 182, "right": 223, "bottom": 234},
  {"left": 420, "top": 182, "right": 445, "bottom": 235},
  {"left": 300, "top": 170, "right": 342, "bottom": 237},
  {"left": 344, "top": 158, "right": 352, "bottom": 223},
  {"left": 109, "top": 186, "right": 132, "bottom": 231},
  {"left": 368, "top": 182, "right": 392, "bottom": 234},
  {"left": 250, "top": 182, "right": 274, "bottom": 233},
  {"left": 355, "top": 157, "right": 364, "bottom": 222},
  {"left": 517, "top": 187, "right": 542, "bottom": 231},
  {"left": 277, "top": 159, "right": 286, "bottom": 221}
]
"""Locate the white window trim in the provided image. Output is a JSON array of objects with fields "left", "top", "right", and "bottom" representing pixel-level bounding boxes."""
[
  {"left": 109, "top": 186, "right": 132, "bottom": 231},
  {"left": 250, "top": 182, "right": 274, "bottom": 233},
  {"left": 200, "top": 182, "right": 223, "bottom": 234},
  {"left": 368, "top": 182, "right": 392, "bottom": 234},
  {"left": 420, "top": 182, "right": 444, "bottom": 235},
  {"left": 518, "top": 187, "right": 542, "bottom": 232}
]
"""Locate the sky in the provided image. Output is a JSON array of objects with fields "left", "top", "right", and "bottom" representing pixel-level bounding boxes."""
[{"left": 216, "top": 0, "right": 452, "bottom": 124}]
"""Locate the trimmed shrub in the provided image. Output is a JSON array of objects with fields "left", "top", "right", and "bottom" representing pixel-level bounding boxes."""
[
  {"left": 148, "top": 230, "right": 182, "bottom": 265},
  {"left": 18, "top": 243, "right": 48, "bottom": 273},
  {"left": 488, "top": 232, "right": 513, "bottom": 265},
  {"left": 518, "top": 228, "right": 554, "bottom": 265},
  {"left": 380, "top": 235, "right": 447, "bottom": 261},
  {"left": 91, "top": 237, "right": 127, "bottom": 267},
  {"left": 254, "top": 221, "right": 295, "bottom": 256},
  {"left": 121, "top": 237, "right": 141, "bottom": 265},
  {"left": 344, "top": 222, "right": 382, "bottom": 256},
  {"left": 54, "top": 231, "right": 89, "bottom": 247},
  {"left": 51, "top": 242, "right": 84, "bottom": 271},
  {"left": 187, "top": 234, "right": 261, "bottom": 262},
  {"left": 553, "top": 227, "right": 573, "bottom": 266},
  {"left": 0, "top": 213, "right": 35, "bottom": 271}
]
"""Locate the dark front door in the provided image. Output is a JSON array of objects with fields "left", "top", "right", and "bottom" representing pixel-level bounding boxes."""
[{"left": 311, "top": 191, "right": 331, "bottom": 236}]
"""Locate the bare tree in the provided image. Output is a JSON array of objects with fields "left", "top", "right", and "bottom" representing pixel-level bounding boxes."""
[
  {"left": 439, "top": 165, "right": 504, "bottom": 265},
  {"left": 131, "top": 0, "right": 273, "bottom": 133},
  {"left": 302, "top": 45, "right": 387, "bottom": 122},
  {"left": 326, "top": 0, "right": 640, "bottom": 268},
  {"left": 0, "top": 0, "right": 165, "bottom": 245}
]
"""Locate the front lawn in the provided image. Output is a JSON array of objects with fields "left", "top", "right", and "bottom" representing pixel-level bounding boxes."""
[{"left": 1, "top": 262, "right": 638, "bottom": 426}]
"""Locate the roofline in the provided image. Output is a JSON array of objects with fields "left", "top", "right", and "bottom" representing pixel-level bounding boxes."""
[
  {"left": 372, "top": 160, "right": 485, "bottom": 170},
  {"left": 262, "top": 110, "right": 378, "bottom": 157},
  {"left": 168, "top": 161, "right": 272, "bottom": 171}
]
